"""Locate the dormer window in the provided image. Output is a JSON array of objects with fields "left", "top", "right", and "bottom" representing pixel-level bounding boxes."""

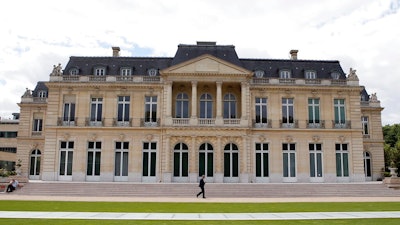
[
  {"left": 280, "top": 70, "right": 291, "bottom": 79},
  {"left": 148, "top": 68, "right": 158, "bottom": 76},
  {"left": 121, "top": 67, "right": 132, "bottom": 76},
  {"left": 38, "top": 90, "right": 47, "bottom": 98},
  {"left": 305, "top": 70, "right": 317, "bottom": 79},
  {"left": 331, "top": 72, "right": 340, "bottom": 79},
  {"left": 94, "top": 67, "right": 106, "bottom": 76},
  {"left": 69, "top": 68, "right": 79, "bottom": 75},
  {"left": 254, "top": 70, "right": 264, "bottom": 78}
]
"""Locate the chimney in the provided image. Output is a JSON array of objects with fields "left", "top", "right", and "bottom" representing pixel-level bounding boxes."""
[
  {"left": 290, "top": 49, "right": 298, "bottom": 60},
  {"left": 112, "top": 47, "right": 120, "bottom": 57}
]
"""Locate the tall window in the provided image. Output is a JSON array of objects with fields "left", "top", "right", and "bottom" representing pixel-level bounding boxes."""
[
  {"left": 224, "top": 143, "right": 239, "bottom": 177},
  {"left": 175, "top": 93, "right": 189, "bottom": 118},
  {"left": 364, "top": 152, "right": 372, "bottom": 178},
  {"left": 199, "top": 143, "right": 213, "bottom": 177},
  {"left": 173, "top": 143, "right": 189, "bottom": 177},
  {"left": 145, "top": 96, "right": 157, "bottom": 122},
  {"left": 87, "top": 142, "right": 101, "bottom": 176},
  {"left": 29, "top": 149, "right": 41, "bottom": 176},
  {"left": 143, "top": 142, "right": 157, "bottom": 176},
  {"left": 255, "top": 98, "right": 267, "bottom": 124},
  {"left": 308, "top": 98, "right": 320, "bottom": 124},
  {"left": 33, "top": 119, "right": 43, "bottom": 132},
  {"left": 63, "top": 103, "right": 75, "bottom": 122},
  {"left": 223, "top": 93, "right": 237, "bottom": 118},
  {"left": 200, "top": 93, "right": 213, "bottom": 118},
  {"left": 282, "top": 143, "right": 296, "bottom": 177},
  {"left": 309, "top": 143, "right": 323, "bottom": 177},
  {"left": 117, "top": 96, "right": 130, "bottom": 122},
  {"left": 90, "top": 98, "right": 103, "bottom": 122},
  {"left": 282, "top": 98, "right": 294, "bottom": 125},
  {"left": 115, "top": 142, "right": 129, "bottom": 176},
  {"left": 59, "top": 141, "right": 74, "bottom": 176},
  {"left": 255, "top": 143, "right": 269, "bottom": 177},
  {"left": 362, "top": 116, "right": 369, "bottom": 136},
  {"left": 336, "top": 143, "right": 349, "bottom": 177},
  {"left": 334, "top": 99, "right": 346, "bottom": 124}
]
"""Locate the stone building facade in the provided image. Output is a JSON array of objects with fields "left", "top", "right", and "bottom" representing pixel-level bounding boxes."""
[{"left": 15, "top": 42, "right": 384, "bottom": 183}]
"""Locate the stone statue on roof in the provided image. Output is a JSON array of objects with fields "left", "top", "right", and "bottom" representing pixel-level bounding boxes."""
[
  {"left": 370, "top": 93, "right": 378, "bottom": 102},
  {"left": 347, "top": 68, "right": 359, "bottom": 81},
  {"left": 50, "top": 63, "right": 62, "bottom": 76},
  {"left": 22, "top": 88, "right": 32, "bottom": 98}
]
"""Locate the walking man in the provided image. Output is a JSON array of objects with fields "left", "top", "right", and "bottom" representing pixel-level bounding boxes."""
[{"left": 196, "top": 175, "right": 206, "bottom": 198}]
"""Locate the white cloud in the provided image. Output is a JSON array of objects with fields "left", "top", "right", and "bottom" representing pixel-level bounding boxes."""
[{"left": 0, "top": 0, "right": 399, "bottom": 125}]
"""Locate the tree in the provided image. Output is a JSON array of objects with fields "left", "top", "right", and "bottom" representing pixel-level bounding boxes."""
[{"left": 383, "top": 124, "right": 400, "bottom": 171}]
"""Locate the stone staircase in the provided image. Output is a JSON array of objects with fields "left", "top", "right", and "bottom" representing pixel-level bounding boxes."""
[{"left": 11, "top": 182, "right": 400, "bottom": 198}]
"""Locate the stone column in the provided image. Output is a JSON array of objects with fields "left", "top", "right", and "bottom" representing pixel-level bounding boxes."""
[
  {"left": 189, "top": 136, "right": 197, "bottom": 182},
  {"left": 214, "top": 135, "right": 223, "bottom": 182},
  {"left": 166, "top": 81, "right": 172, "bottom": 117},
  {"left": 163, "top": 135, "right": 172, "bottom": 182},
  {"left": 190, "top": 81, "right": 198, "bottom": 125},
  {"left": 241, "top": 82, "right": 248, "bottom": 120},
  {"left": 216, "top": 81, "right": 223, "bottom": 125},
  {"left": 165, "top": 81, "right": 173, "bottom": 125}
]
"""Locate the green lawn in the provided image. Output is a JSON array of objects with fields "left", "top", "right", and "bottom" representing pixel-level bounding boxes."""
[
  {"left": 1, "top": 201, "right": 400, "bottom": 213},
  {"left": 1, "top": 201, "right": 400, "bottom": 225}
]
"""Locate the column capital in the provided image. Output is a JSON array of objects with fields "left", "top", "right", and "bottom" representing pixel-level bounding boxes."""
[{"left": 191, "top": 81, "right": 198, "bottom": 86}]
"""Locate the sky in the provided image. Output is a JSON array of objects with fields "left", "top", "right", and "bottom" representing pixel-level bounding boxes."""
[{"left": 0, "top": 0, "right": 399, "bottom": 125}]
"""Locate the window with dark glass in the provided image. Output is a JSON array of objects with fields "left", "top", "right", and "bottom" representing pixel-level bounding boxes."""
[{"left": 175, "top": 93, "right": 189, "bottom": 118}]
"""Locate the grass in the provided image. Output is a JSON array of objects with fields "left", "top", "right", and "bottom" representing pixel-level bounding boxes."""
[
  {"left": 1, "top": 201, "right": 400, "bottom": 213},
  {"left": 1, "top": 201, "right": 400, "bottom": 224}
]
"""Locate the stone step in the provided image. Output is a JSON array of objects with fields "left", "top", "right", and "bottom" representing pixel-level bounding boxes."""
[{"left": 12, "top": 182, "right": 400, "bottom": 198}]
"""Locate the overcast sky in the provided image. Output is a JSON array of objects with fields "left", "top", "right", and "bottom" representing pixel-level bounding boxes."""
[{"left": 0, "top": 0, "right": 399, "bottom": 125}]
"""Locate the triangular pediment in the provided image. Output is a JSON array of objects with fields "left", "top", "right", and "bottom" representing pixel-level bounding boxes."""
[{"left": 161, "top": 54, "right": 251, "bottom": 75}]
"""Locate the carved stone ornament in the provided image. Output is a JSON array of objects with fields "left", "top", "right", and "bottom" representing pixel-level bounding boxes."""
[
  {"left": 119, "top": 134, "right": 125, "bottom": 141},
  {"left": 312, "top": 135, "right": 320, "bottom": 142},
  {"left": 91, "top": 133, "right": 97, "bottom": 141},
  {"left": 259, "top": 135, "right": 266, "bottom": 142},
  {"left": 347, "top": 67, "right": 359, "bottom": 81},
  {"left": 50, "top": 63, "right": 63, "bottom": 76},
  {"left": 339, "top": 135, "right": 345, "bottom": 143},
  {"left": 146, "top": 134, "right": 153, "bottom": 141},
  {"left": 63, "top": 133, "right": 70, "bottom": 141},
  {"left": 286, "top": 135, "right": 293, "bottom": 143}
]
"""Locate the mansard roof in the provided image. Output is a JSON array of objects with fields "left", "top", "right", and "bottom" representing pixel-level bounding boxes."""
[
  {"left": 63, "top": 42, "right": 346, "bottom": 79},
  {"left": 32, "top": 81, "right": 48, "bottom": 98}
]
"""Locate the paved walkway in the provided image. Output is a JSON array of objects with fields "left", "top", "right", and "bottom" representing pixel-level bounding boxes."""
[{"left": 1, "top": 211, "right": 400, "bottom": 220}]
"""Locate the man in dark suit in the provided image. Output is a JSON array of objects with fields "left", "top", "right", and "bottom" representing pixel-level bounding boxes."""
[{"left": 196, "top": 175, "right": 206, "bottom": 198}]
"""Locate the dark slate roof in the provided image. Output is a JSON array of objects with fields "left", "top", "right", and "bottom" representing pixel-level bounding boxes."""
[
  {"left": 241, "top": 59, "right": 346, "bottom": 79},
  {"left": 64, "top": 57, "right": 172, "bottom": 76},
  {"left": 171, "top": 43, "right": 242, "bottom": 67},
  {"left": 360, "top": 87, "right": 370, "bottom": 102},
  {"left": 62, "top": 43, "right": 346, "bottom": 80},
  {"left": 32, "top": 81, "right": 48, "bottom": 98}
]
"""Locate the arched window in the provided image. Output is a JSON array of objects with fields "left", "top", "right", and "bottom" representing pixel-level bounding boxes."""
[
  {"left": 224, "top": 143, "right": 238, "bottom": 177},
  {"left": 223, "top": 93, "right": 236, "bottom": 119},
  {"left": 364, "top": 151, "right": 372, "bottom": 178},
  {"left": 199, "top": 143, "right": 213, "bottom": 177},
  {"left": 174, "top": 143, "right": 188, "bottom": 177},
  {"left": 175, "top": 93, "right": 189, "bottom": 118},
  {"left": 200, "top": 93, "right": 213, "bottom": 118},
  {"left": 30, "top": 149, "right": 41, "bottom": 177}
]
